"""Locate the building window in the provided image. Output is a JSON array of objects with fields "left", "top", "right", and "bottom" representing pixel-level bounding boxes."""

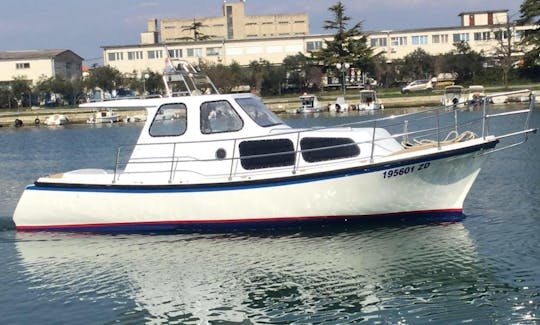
[
  {"left": 147, "top": 50, "right": 163, "bottom": 59},
  {"left": 206, "top": 47, "right": 221, "bottom": 56},
  {"left": 279, "top": 21, "right": 289, "bottom": 25},
  {"left": 306, "top": 41, "right": 323, "bottom": 51},
  {"left": 226, "top": 5, "right": 234, "bottom": 39},
  {"left": 168, "top": 49, "right": 182, "bottom": 58},
  {"left": 294, "top": 20, "right": 305, "bottom": 24},
  {"left": 432, "top": 34, "right": 449, "bottom": 44},
  {"left": 187, "top": 48, "right": 202, "bottom": 57},
  {"left": 370, "top": 37, "right": 387, "bottom": 47},
  {"left": 494, "top": 30, "right": 509, "bottom": 40},
  {"left": 474, "top": 32, "right": 491, "bottom": 41},
  {"left": 453, "top": 33, "right": 470, "bottom": 43},
  {"left": 412, "top": 35, "right": 428, "bottom": 45},
  {"left": 391, "top": 37, "right": 407, "bottom": 46},
  {"left": 127, "top": 51, "right": 143, "bottom": 60},
  {"left": 107, "top": 52, "right": 123, "bottom": 61},
  {"left": 245, "top": 22, "right": 257, "bottom": 26},
  {"left": 16, "top": 62, "right": 30, "bottom": 69}
]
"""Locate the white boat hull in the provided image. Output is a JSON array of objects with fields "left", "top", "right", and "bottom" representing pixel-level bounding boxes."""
[{"left": 13, "top": 143, "right": 491, "bottom": 232}]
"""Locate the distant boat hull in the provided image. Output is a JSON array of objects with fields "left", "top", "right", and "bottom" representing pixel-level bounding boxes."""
[{"left": 14, "top": 141, "right": 494, "bottom": 232}]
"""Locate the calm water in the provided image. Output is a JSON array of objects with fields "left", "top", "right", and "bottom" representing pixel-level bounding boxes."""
[{"left": 0, "top": 107, "right": 539, "bottom": 324}]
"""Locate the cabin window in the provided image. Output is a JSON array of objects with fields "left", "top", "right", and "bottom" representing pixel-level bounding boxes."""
[
  {"left": 300, "top": 137, "right": 360, "bottom": 163},
  {"left": 149, "top": 103, "right": 187, "bottom": 137},
  {"left": 236, "top": 97, "right": 283, "bottom": 127},
  {"left": 200, "top": 100, "right": 243, "bottom": 134},
  {"left": 239, "top": 139, "right": 295, "bottom": 170}
]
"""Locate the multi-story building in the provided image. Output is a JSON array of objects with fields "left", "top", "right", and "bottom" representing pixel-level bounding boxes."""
[
  {"left": 141, "top": 0, "right": 308, "bottom": 44},
  {"left": 102, "top": 7, "right": 534, "bottom": 75},
  {"left": 0, "top": 49, "right": 83, "bottom": 85}
]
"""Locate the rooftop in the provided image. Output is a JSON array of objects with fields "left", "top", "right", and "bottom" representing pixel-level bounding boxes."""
[{"left": 0, "top": 49, "right": 83, "bottom": 61}]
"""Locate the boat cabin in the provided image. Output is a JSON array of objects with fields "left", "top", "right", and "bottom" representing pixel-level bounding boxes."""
[
  {"left": 298, "top": 94, "right": 322, "bottom": 113},
  {"left": 80, "top": 93, "right": 399, "bottom": 185}
]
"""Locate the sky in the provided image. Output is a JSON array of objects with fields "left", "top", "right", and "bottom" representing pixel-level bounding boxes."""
[{"left": 0, "top": 0, "right": 523, "bottom": 65}]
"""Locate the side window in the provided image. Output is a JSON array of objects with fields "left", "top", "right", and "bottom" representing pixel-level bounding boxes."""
[
  {"left": 149, "top": 103, "right": 187, "bottom": 137},
  {"left": 300, "top": 137, "right": 360, "bottom": 162},
  {"left": 239, "top": 139, "right": 295, "bottom": 170},
  {"left": 200, "top": 100, "right": 243, "bottom": 134}
]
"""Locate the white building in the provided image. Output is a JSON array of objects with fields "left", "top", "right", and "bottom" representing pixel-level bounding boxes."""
[
  {"left": 102, "top": 8, "right": 535, "bottom": 76},
  {"left": 0, "top": 49, "right": 83, "bottom": 85}
]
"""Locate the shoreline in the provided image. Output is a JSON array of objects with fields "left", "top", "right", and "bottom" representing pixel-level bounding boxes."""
[{"left": 0, "top": 90, "right": 531, "bottom": 128}]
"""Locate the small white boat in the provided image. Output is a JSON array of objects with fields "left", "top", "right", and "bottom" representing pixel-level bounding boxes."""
[
  {"left": 12, "top": 63, "right": 537, "bottom": 232},
  {"left": 298, "top": 94, "right": 322, "bottom": 113},
  {"left": 87, "top": 108, "right": 119, "bottom": 124},
  {"left": 43, "top": 114, "right": 69, "bottom": 126},
  {"left": 467, "top": 85, "right": 486, "bottom": 106},
  {"left": 329, "top": 96, "right": 349, "bottom": 112},
  {"left": 442, "top": 85, "right": 466, "bottom": 108},
  {"left": 358, "top": 90, "right": 383, "bottom": 111},
  {"left": 123, "top": 115, "right": 147, "bottom": 123}
]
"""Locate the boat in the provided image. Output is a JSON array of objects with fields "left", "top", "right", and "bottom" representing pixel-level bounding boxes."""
[
  {"left": 329, "top": 96, "right": 349, "bottom": 113},
  {"left": 467, "top": 85, "right": 486, "bottom": 106},
  {"left": 358, "top": 90, "right": 383, "bottom": 111},
  {"left": 43, "top": 114, "right": 69, "bottom": 126},
  {"left": 12, "top": 62, "right": 537, "bottom": 232},
  {"left": 86, "top": 108, "right": 119, "bottom": 124},
  {"left": 489, "top": 92, "right": 508, "bottom": 105},
  {"left": 298, "top": 94, "right": 323, "bottom": 113},
  {"left": 441, "top": 85, "right": 466, "bottom": 108}
]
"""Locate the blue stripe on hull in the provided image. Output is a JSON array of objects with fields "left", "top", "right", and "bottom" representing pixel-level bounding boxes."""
[{"left": 16, "top": 210, "right": 465, "bottom": 233}]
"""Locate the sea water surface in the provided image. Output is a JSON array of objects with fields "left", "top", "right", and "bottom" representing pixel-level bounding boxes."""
[{"left": 0, "top": 106, "right": 539, "bottom": 324}]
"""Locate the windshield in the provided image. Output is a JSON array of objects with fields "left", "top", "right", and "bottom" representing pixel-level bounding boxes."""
[{"left": 235, "top": 97, "right": 284, "bottom": 127}]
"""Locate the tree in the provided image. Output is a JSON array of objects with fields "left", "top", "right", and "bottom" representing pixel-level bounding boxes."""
[
  {"left": 282, "top": 53, "right": 310, "bottom": 92},
  {"left": 11, "top": 77, "right": 32, "bottom": 107},
  {"left": 310, "top": 1, "right": 374, "bottom": 73},
  {"left": 200, "top": 62, "right": 235, "bottom": 93},
  {"left": 517, "top": 0, "right": 540, "bottom": 69},
  {"left": 181, "top": 19, "right": 212, "bottom": 41},
  {"left": 400, "top": 48, "right": 434, "bottom": 81},
  {"left": 491, "top": 22, "right": 523, "bottom": 87},
  {"left": 85, "top": 66, "right": 123, "bottom": 92},
  {"left": 442, "top": 42, "right": 484, "bottom": 84}
]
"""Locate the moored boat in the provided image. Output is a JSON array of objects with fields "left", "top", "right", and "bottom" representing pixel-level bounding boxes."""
[
  {"left": 298, "top": 94, "right": 323, "bottom": 113},
  {"left": 358, "top": 90, "right": 383, "bottom": 111},
  {"left": 442, "top": 85, "right": 466, "bottom": 108},
  {"left": 44, "top": 114, "right": 69, "bottom": 126},
  {"left": 86, "top": 108, "right": 119, "bottom": 124},
  {"left": 12, "top": 64, "right": 537, "bottom": 232}
]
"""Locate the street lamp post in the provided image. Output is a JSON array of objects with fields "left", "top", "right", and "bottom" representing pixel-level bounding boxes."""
[
  {"left": 336, "top": 62, "right": 350, "bottom": 95},
  {"left": 139, "top": 73, "right": 150, "bottom": 97}
]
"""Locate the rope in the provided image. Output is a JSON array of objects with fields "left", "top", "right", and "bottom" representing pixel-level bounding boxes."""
[{"left": 402, "top": 130, "right": 477, "bottom": 148}]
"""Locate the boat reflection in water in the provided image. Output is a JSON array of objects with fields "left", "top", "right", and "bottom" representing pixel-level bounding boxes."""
[{"left": 15, "top": 221, "right": 531, "bottom": 324}]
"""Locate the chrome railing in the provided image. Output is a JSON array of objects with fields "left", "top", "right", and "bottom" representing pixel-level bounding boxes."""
[{"left": 110, "top": 90, "right": 536, "bottom": 183}]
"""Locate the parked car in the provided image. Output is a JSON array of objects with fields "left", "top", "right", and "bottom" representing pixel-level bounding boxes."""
[{"left": 401, "top": 79, "right": 433, "bottom": 94}]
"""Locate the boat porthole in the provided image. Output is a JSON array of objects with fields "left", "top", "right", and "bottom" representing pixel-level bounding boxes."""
[{"left": 216, "top": 148, "right": 226, "bottom": 159}]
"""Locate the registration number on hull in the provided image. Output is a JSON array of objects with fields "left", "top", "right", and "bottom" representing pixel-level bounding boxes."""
[{"left": 382, "top": 162, "right": 430, "bottom": 179}]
